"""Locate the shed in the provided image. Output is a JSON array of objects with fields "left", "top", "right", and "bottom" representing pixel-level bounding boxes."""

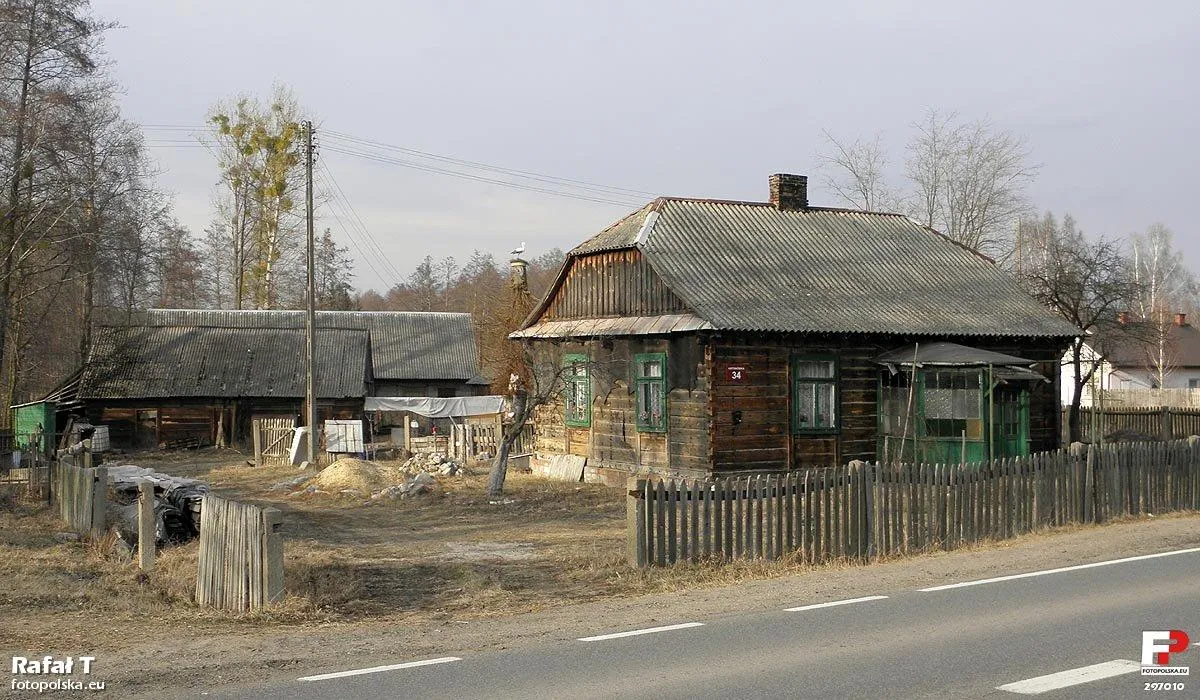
[{"left": 43, "top": 309, "right": 488, "bottom": 449}]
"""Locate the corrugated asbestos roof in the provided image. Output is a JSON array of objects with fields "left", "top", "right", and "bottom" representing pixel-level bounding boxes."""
[
  {"left": 79, "top": 326, "right": 369, "bottom": 399},
  {"left": 545, "top": 198, "right": 1079, "bottom": 338},
  {"left": 143, "top": 309, "right": 480, "bottom": 380}
]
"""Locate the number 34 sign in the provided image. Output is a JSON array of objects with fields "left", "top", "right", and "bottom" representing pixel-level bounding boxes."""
[{"left": 726, "top": 365, "right": 747, "bottom": 381}]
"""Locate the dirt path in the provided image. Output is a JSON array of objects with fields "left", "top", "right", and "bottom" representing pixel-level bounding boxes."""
[{"left": 96, "top": 513, "right": 1200, "bottom": 698}]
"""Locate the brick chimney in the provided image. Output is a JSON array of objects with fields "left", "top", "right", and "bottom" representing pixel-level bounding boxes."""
[
  {"left": 509, "top": 257, "right": 528, "bottom": 293},
  {"left": 1176, "top": 312, "right": 1188, "bottom": 326},
  {"left": 769, "top": 173, "right": 808, "bottom": 211}
]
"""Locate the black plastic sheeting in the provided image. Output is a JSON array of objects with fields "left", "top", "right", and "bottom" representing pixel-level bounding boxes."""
[{"left": 105, "top": 466, "right": 209, "bottom": 547}]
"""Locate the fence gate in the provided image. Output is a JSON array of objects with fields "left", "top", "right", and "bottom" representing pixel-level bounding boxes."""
[{"left": 253, "top": 418, "right": 296, "bottom": 466}]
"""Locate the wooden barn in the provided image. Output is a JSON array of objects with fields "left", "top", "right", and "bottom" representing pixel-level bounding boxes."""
[
  {"left": 54, "top": 309, "right": 487, "bottom": 448},
  {"left": 511, "top": 174, "right": 1079, "bottom": 481}
]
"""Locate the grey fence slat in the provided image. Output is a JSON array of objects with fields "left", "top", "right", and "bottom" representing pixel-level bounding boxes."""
[
  {"left": 629, "top": 438, "right": 1200, "bottom": 568},
  {"left": 667, "top": 480, "right": 677, "bottom": 565}
]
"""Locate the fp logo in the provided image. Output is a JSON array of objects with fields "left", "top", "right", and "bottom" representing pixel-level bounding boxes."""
[{"left": 1142, "top": 630, "right": 1190, "bottom": 675}]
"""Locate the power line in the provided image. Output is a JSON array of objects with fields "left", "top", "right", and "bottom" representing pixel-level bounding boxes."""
[
  {"left": 323, "top": 130, "right": 658, "bottom": 199},
  {"left": 322, "top": 143, "right": 643, "bottom": 207},
  {"left": 318, "top": 159, "right": 407, "bottom": 287},
  {"left": 136, "top": 121, "right": 652, "bottom": 207}
]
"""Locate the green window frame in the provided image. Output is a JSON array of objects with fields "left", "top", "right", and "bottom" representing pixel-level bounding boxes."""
[
  {"left": 792, "top": 356, "right": 839, "bottom": 434},
  {"left": 563, "top": 353, "right": 591, "bottom": 427},
  {"left": 634, "top": 353, "right": 667, "bottom": 432}
]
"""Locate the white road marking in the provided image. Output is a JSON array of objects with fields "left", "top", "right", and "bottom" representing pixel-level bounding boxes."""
[
  {"left": 920, "top": 547, "right": 1200, "bottom": 592},
  {"left": 784, "top": 595, "right": 888, "bottom": 612},
  {"left": 996, "top": 659, "right": 1140, "bottom": 694},
  {"left": 578, "top": 622, "right": 704, "bottom": 641},
  {"left": 298, "top": 657, "right": 462, "bottom": 682}
]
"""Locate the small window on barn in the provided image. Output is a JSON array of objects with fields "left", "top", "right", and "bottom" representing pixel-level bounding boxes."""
[
  {"left": 563, "top": 353, "right": 591, "bottom": 427},
  {"left": 635, "top": 353, "right": 667, "bottom": 432},
  {"left": 793, "top": 357, "right": 838, "bottom": 433}
]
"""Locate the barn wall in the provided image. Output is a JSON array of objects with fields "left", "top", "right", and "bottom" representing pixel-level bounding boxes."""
[{"left": 542, "top": 249, "right": 690, "bottom": 321}]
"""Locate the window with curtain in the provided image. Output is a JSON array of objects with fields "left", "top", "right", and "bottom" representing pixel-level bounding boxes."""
[
  {"left": 793, "top": 358, "right": 837, "bottom": 432},
  {"left": 635, "top": 353, "right": 667, "bottom": 432}
]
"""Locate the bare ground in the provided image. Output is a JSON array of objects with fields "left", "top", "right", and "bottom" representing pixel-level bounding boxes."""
[{"left": 1, "top": 447, "right": 1198, "bottom": 698}]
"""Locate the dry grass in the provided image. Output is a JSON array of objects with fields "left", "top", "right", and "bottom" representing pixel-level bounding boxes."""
[
  {"left": 1, "top": 447, "right": 871, "bottom": 654},
  {"left": 10, "top": 448, "right": 1185, "bottom": 658}
]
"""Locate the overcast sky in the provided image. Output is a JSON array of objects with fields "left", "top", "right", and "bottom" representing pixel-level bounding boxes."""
[{"left": 95, "top": 0, "right": 1200, "bottom": 294}]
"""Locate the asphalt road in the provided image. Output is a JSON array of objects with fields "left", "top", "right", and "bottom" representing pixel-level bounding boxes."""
[{"left": 211, "top": 548, "right": 1200, "bottom": 700}]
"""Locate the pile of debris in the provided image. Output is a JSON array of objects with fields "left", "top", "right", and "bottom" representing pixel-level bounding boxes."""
[
  {"left": 395, "top": 451, "right": 469, "bottom": 478},
  {"left": 104, "top": 465, "right": 209, "bottom": 547},
  {"left": 285, "top": 454, "right": 470, "bottom": 500}
]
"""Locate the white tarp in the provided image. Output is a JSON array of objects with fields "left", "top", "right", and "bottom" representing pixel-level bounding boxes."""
[{"left": 364, "top": 395, "right": 505, "bottom": 418}]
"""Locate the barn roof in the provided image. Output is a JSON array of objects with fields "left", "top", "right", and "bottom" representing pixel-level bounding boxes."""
[
  {"left": 79, "top": 325, "right": 369, "bottom": 399},
  {"left": 525, "top": 196, "right": 1078, "bottom": 339},
  {"left": 142, "top": 309, "right": 481, "bottom": 380}
]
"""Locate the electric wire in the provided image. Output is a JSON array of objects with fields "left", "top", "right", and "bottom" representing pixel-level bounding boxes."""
[
  {"left": 322, "top": 130, "right": 657, "bottom": 199},
  {"left": 317, "top": 159, "right": 407, "bottom": 288}
]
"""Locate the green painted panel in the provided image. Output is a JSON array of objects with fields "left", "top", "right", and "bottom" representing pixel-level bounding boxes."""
[{"left": 11, "top": 402, "right": 54, "bottom": 453}]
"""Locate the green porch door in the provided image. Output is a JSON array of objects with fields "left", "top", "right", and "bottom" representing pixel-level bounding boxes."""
[{"left": 993, "top": 390, "right": 1031, "bottom": 458}]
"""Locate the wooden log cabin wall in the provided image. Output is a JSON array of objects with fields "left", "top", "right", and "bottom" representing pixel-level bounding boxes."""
[{"left": 528, "top": 332, "right": 1065, "bottom": 478}]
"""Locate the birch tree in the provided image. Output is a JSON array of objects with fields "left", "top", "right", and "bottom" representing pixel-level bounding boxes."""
[
  {"left": 1131, "top": 223, "right": 1195, "bottom": 389},
  {"left": 208, "top": 84, "right": 304, "bottom": 309}
]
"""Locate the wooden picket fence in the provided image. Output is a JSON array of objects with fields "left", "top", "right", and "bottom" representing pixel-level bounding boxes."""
[
  {"left": 195, "top": 494, "right": 284, "bottom": 611},
  {"left": 627, "top": 438, "right": 1200, "bottom": 567},
  {"left": 1066, "top": 406, "right": 1200, "bottom": 443},
  {"left": 54, "top": 453, "right": 106, "bottom": 537}
]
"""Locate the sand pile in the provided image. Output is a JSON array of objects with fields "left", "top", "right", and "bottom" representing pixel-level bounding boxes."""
[{"left": 307, "top": 458, "right": 396, "bottom": 493}]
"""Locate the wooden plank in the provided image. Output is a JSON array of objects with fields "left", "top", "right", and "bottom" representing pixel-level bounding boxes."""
[
  {"left": 701, "top": 479, "right": 712, "bottom": 559},
  {"left": 655, "top": 481, "right": 666, "bottom": 567},
  {"left": 667, "top": 480, "right": 678, "bottom": 565},
  {"left": 689, "top": 478, "right": 699, "bottom": 564}
]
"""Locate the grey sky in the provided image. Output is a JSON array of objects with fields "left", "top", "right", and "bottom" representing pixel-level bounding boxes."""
[{"left": 96, "top": 0, "right": 1200, "bottom": 294}]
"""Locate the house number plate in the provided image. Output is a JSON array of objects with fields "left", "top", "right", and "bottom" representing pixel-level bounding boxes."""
[{"left": 727, "top": 365, "right": 747, "bottom": 381}]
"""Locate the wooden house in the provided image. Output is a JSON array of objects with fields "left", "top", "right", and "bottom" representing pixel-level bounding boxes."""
[
  {"left": 51, "top": 309, "right": 487, "bottom": 448},
  {"left": 511, "top": 174, "right": 1079, "bottom": 481}
]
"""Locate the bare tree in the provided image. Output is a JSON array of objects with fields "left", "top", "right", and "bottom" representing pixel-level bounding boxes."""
[
  {"left": 816, "top": 130, "right": 899, "bottom": 212},
  {"left": 816, "top": 109, "right": 1037, "bottom": 257},
  {"left": 1015, "top": 212, "right": 1142, "bottom": 442},
  {"left": 1131, "top": 223, "right": 1195, "bottom": 389}
]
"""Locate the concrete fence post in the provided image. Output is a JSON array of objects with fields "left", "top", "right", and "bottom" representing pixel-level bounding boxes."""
[
  {"left": 138, "top": 480, "right": 155, "bottom": 572},
  {"left": 261, "top": 507, "right": 284, "bottom": 604},
  {"left": 626, "top": 478, "right": 647, "bottom": 568}
]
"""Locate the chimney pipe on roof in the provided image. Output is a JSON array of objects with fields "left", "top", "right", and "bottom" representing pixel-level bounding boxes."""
[
  {"left": 1176, "top": 312, "right": 1187, "bottom": 326},
  {"left": 769, "top": 173, "right": 808, "bottom": 211}
]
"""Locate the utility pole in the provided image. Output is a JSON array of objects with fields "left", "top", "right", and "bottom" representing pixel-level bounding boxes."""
[{"left": 304, "top": 120, "right": 317, "bottom": 465}]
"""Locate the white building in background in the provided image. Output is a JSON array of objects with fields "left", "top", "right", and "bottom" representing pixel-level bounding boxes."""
[{"left": 1061, "top": 312, "right": 1200, "bottom": 407}]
